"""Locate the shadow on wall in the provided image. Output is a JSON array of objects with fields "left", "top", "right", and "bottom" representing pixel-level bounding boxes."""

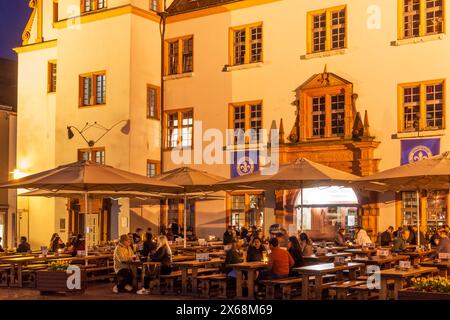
[
  {"left": 196, "top": 216, "right": 226, "bottom": 240},
  {"left": 129, "top": 209, "right": 157, "bottom": 235}
]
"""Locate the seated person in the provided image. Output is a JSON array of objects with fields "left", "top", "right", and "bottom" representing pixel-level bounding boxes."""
[
  {"left": 408, "top": 225, "right": 427, "bottom": 246},
  {"left": 392, "top": 231, "right": 408, "bottom": 253},
  {"left": 137, "top": 235, "right": 173, "bottom": 295},
  {"left": 299, "top": 233, "right": 314, "bottom": 256},
  {"left": 380, "top": 226, "right": 394, "bottom": 246},
  {"left": 223, "top": 240, "right": 243, "bottom": 278},
  {"left": 141, "top": 232, "right": 157, "bottom": 257},
  {"left": 223, "top": 226, "right": 235, "bottom": 245},
  {"left": 288, "top": 236, "right": 304, "bottom": 276},
  {"left": 17, "top": 236, "right": 31, "bottom": 253},
  {"left": 113, "top": 234, "right": 135, "bottom": 293},
  {"left": 429, "top": 228, "right": 442, "bottom": 248},
  {"left": 435, "top": 229, "right": 450, "bottom": 256},
  {"left": 354, "top": 227, "right": 373, "bottom": 246},
  {"left": 247, "top": 238, "right": 265, "bottom": 262},
  {"left": 260, "top": 238, "right": 294, "bottom": 280},
  {"left": 71, "top": 234, "right": 86, "bottom": 257},
  {"left": 334, "top": 228, "right": 346, "bottom": 246}
]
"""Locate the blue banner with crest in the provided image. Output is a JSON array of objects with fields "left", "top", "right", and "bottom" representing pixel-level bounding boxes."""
[
  {"left": 401, "top": 138, "right": 440, "bottom": 165},
  {"left": 230, "top": 150, "right": 259, "bottom": 177}
]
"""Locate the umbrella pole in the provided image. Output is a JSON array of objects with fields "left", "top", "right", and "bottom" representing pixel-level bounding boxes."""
[
  {"left": 84, "top": 192, "right": 88, "bottom": 266},
  {"left": 416, "top": 188, "right": 421, "bottom": 248},
  {"left": 184, "top": 193, "right": 187, "bottom": 249},
  {"left": 300, "top": 182, "right": 304, "bottom": 233}
]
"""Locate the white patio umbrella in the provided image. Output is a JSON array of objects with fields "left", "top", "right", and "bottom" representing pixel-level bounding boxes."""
[
  {"left": 155, "top": 167, "right": 227, "bottom": 248},
  {"left": 0, "top": 160, "right": 183, "bottom": 257},
  {"left": 355, "top": 151, "right": 450, "bottom": 247}
]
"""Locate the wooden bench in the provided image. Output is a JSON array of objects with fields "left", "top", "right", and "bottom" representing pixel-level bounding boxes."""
[
  {"left": 84, "top": 265, "right": 116, "bottom": 281},
  {"left": 195, "top": 274, "right": 227, "bottom": 298},
  {"left": 330, "top": 280, "right": 366, "bottom": 300},
  {"left": 350, "top": 283, "right": 380, "bottom": 300},
  {"left": 0, "top": 265, "right": 11, "bottom": 287}
]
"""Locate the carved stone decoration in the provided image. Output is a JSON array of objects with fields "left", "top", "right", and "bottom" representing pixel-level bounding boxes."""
[
  {"left": 22, "top": 0, "right": 42, "bottom": 45},
  {"left": 352, "top": 112, "right": 364, "bottom": 140}
]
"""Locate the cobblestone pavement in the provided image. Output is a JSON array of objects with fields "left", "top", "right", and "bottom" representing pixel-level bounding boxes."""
[{"left": 0, "top": 283, "right": 198, "bottom": 300}]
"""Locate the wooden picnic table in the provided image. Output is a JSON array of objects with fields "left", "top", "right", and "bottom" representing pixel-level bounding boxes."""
[
  {"left": 0, "top": 254, "right": 72, "bottom": 287},
  {"left": 303, "top": 252, "right": 352, "bottom": 264},
  {"left": 351, "top": 255, "right": 410, "bottom": 270},
  {"left": 344, "top": 248, "right": 377, "bottom": 256},
  {"left": 376, "top": 266, "right": 439, "bottom": 300},
  {"left": 173, "top": 258, "right": 224, "bottom": 295},
  {"left": 227, "top": 261, "right": 268, "bottom": 300},
  {"left": 293, "top": 262, "right": 364, "bottom": 300},
  {"left": 398, "top": 250, "right": 436, "bottom": 264},
  {"left": 420, "top": 259, "right": 450, "bottom": 277}
]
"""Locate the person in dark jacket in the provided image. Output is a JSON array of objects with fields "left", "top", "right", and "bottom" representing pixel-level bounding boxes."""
[
  {"left": 408, "top": 225, "right": 427, "bottom": 246},
  {"left": 141, "top": 232, "right": 157, "bottom": 257},
  {"left": 137, "top": 235, "right": 173, "bottom": 295},
  {"left": 334, "top": 228, "right": 346, "bottom": 246},
  {"left": 223, "top": 240, "right": 243, "bottom": 277},
  {"left": 223, "top": 226, "right": 235, "bottom": 245},
  {"left": 430, "top": 228, "right": 443, "bottom": 247},
  {"left": 393, "top": 231, "right": 408, "bottom": 252},
  {"left": 71, "top": 234, "right": 86, "bottom": 257},
  {"left": 17, "top": 236, "right": 31, "bottom": 253},
  {"left": 380, "top": 226, "right": 394, "bottom": 246},
  {"left": 434, "top": 229, "right": 450, "bottom": 256},
  {"left": 247, "top": 238, "right": 265, "bottom": 262},
  {"left": 288, "top": 236, "right": 304, "bottom": 275}
]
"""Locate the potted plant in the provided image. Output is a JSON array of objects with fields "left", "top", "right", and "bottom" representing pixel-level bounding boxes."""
[
  {"left": 36, "top": 260, "right": 87, "bottom": 295},
  {"left": 399, "top": 277, "right": 450, "bottom": 300}
]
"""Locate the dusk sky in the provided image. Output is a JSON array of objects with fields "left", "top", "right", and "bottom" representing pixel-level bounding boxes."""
[{"left": 0, "top": 0, "right": 29, "bottom": 60}]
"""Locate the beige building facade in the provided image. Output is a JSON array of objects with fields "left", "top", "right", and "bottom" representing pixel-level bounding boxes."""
[{"left": 12, "top": 0, "right": 450, "bottom": 248}]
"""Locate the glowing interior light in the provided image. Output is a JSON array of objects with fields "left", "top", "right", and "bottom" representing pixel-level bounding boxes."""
[{"left": 297, "top": 187, "right": 358, "bottom": 205}]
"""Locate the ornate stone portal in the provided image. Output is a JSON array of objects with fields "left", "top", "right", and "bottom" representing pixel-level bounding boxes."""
[{"left": 274, "top": 67, "right": 381, "bottom": 239}]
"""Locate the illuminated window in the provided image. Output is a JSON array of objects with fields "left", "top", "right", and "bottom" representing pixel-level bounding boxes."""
[
  {"left": 229, "top": 102, "right": 263, "bottom": 144},
  {"left": 78, "top": 148, "right": 105, "bottom": 164},
  {"left": 310, "top": 94, "right": 346, "bottom": 138},
  {"left": 229, "top": 22, "right": 263, "bottom": 66},
  {"left": 147, "top": 85, "right": 160, "bottom": 119},
  {"left": 48, "top": 61, "right": 57, "bottom": 93},
  {"left": 166, "top": 36, "right": 193, "bottom": 75},
  {"left": 229, "top": 194, "right": 264, "bottom": 229},
  {"left": 146, "top": 160, "right": 160, "bottom": 177},
  {"left": 81, "top": 0, "right": 107, "bottom": 13},
  {"left": 401, "top": 191, "right": 419, "bottom": 226},
  {"left": 307, "top": 6, "right": 347, "bottom": 54},
  {"left": 165, "top": 109, "right": 193, "bottom": 149},
  {"left": 426, "top": 190, "right": 448, "bottom": 231},
  {"left": 399, "top": 0, "right": 444, "bottom": 39},
  {"left": 79, "top": 72, "right": 106, "bottom": 107},
  {"left": 398, "top": 80, "right": 445, "bottom": 132}
]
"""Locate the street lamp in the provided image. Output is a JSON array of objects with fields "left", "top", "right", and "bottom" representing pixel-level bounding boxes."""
[{"left": 67, "top": 120, "right": 130, "bottom": 148}]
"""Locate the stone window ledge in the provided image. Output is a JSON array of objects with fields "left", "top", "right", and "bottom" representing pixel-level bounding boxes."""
[
  {"left": 223, "top": 62, "right": 264, "bottom": 72},
  {"left": 391, "top": 129, "right": 446, "bottom": 139},
  {"left": 300, "top": 49, "right": 347, "bottom": 60},
  {"left": 163, "top": 72, "right": 194, "bottom": 81},
  {"left": 391, "top": 34, "right": 445, "bottom": 46}
]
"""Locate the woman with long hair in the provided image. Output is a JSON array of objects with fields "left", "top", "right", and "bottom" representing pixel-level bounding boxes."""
[
  {"left": 247, "top": 237, "right": 265, "bottom": 262},
  {"left": 299, "top": 232, "right": 314, "bottom": 256},
  {"left": 288, "top": 236, "right": 304, "bottom": 275},
  {"left": 137, "top": 235, "right": 173, "bottom": 295},
  {"left": 49, "top": 233, "right": 65, "bottom": 252}
]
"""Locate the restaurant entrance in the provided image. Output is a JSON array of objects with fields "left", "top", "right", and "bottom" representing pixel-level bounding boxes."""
[
  {"left": 295, "top": 187, "right": 359, "bottom": 240},
  {"left": 68, "top": 197, "right": 112, "bottom": 243}
]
